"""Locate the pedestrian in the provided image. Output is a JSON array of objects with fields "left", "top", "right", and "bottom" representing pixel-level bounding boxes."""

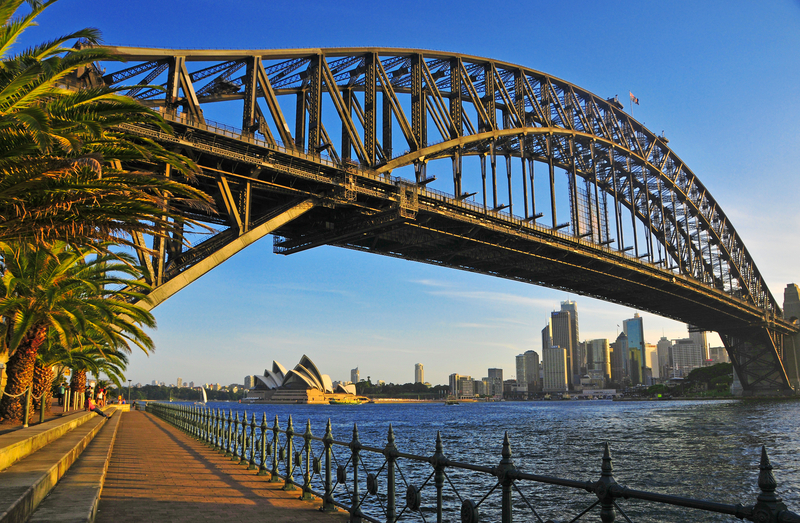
[
  {"left": 57, "top": 383, "right": 65, "bottom": 406},
  {"left": 87, "top": 397, "right": 110, "bottom": 419},
  {"left": 97, "top": 388, "right": 104, "bottom": 407}
]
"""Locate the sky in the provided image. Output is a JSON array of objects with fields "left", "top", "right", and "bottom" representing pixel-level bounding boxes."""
[{"left": 21, "top": 0, "right": 800, "bottom": 387}]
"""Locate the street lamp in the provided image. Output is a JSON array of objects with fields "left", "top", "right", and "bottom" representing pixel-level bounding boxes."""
[{"left": 127, "top": 380, "right": 132, "bottom": 404}]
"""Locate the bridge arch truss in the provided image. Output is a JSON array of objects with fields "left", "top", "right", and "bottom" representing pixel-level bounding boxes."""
[{"left": 84, "top": 47, "right": 797, "bottom": 394}]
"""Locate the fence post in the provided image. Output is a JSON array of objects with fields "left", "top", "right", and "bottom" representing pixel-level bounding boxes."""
[
  {"left": 594, "top": 442, "right": 617, "bottom": 523},
  {"left": 232, "top": 411, "right": 242, "bottom": 461},
  {"left": 385, "top": 424, "right": 398, "bottom": 523},
  {"left": 213, "top": 409, "right": 221, "bottom": 451},
  {"left": 258, "top": 413, "right": 269, "bottom": 476},
  {"left": 751, "top": 446, "right": 790, "bottom": 523},
  {"left": 300, "top": 419, "right": 314, "bottom": 500},
  {"left": 271, "top": 415, "right": 281, "bottom": 482},
  {"left": 283, "top": 416, "right": 296, "bottom": 491},
  {"left": 23, "top": 387, "right": 32, "bottom": 428},
  {"left": 321, "top": 419, "right": 337, "bottom": 512},
  {"left": 225, "top": 409, "right": 234, "bottom": 457},
  {"left": 350, "top": 423, "right": 362, "bottom": 523},
  {"left": 497, "top": 432, "right": 516, "bottom": 523},
  {"left": 248, "top": 413, "right": 257, "bottom": 469},
  {"left": 433, "top": 431, "right": 446, "bottom": 523}
]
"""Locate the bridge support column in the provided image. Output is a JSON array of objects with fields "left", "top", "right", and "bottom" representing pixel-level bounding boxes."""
[
  {"left": 720, "top": 326, "right": 795, "bottom": 396},
  {"left": 138, "top": 198, "right": 316, "bottom": 311}
]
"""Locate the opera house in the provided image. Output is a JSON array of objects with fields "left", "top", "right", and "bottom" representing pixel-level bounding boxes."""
[{"left": 243, "top": 355, "right": 360, "bottom": 404}]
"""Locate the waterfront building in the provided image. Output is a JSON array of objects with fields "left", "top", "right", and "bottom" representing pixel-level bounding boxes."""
[
  {"left": 657, "top": 337, "right": 672, "bottom": 379},
  {"left": 709, "top": 346, "right": 730, "bottom": 364},
  {"left": 524, "top": 350, "right": 540, "bottom": 392},
  {"left": 245, "top": 355, "right": 357, "bottom": 403},
  {"left": 488, "top": 368, "right": 504, "bottom": 398},
  {"left": 688, "top": 326, "right": 710, "bottom": 363},
  {"left": 473, "top": 379, "right": 486, "bottom": 396},
  {"left": 414, "top": 363, "right": 424, "bottom": 384},
  {"left": 561, "top": 301, "right": 582, "bottom": 377},
  {"left": 449, "top": 373, "right": 473, "bottom": 398},
  {"left": 543, "top": 346, "right": 568, "bottom": 393},
  {"left": 541, "top": 324, "right": 552, "bottom": 354},
  {"left": 784, "top": 284, "right": 800, "bottom": 389},
  {"left": 243, "top": 375, "right": 255, "bottom": 389},
  {"left": 176, "top": 377, "right": 182, "bottom": 388},
  {"left": 586, "top": 339, "right": 610, "bottom": 384},
  {"left": 550, "top": 301, "right": 580, "bottom": 388},
  {"left": 623, "top": 314, "right": 645, "bottom": 385},
  {"left": 351, "top": 367, "right": 360, "bottom": 384},
  {"left": 515, "top": 354, "right": 525, "bottom": 386},
  {"left": 645, "top": 343, "right": 658, "bottom": 380},
  {"left": 610, "top": 332, "right": 628, "bottom": 385},
  {"left": 671, "top": 338, "right": 704, "bottom": 376}
]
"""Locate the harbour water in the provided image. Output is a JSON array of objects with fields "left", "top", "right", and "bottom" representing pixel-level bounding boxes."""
[{"left": 192, "top": 399, "right": 800, "bottom": 521}]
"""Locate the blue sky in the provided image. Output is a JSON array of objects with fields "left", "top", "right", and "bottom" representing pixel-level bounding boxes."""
[{"left": 25, "top": 1, "right": 800, "bottom": 386}]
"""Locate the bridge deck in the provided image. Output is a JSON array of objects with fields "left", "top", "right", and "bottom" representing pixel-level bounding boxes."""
[{"left": 95, "top": 410, "right": 348, "bottom": 523}]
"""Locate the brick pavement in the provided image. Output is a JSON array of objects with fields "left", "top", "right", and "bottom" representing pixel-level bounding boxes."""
[{"left": 96, "top": 411, "right": 349, "bottom": 523}]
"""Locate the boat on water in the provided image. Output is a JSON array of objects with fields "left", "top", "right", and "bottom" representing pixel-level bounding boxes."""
[
  {"left": 194, "top": 387, "right": 208, "bottom": 406},
  {"left": 329, "top": 397, "right": 367, "bottom": 405}
]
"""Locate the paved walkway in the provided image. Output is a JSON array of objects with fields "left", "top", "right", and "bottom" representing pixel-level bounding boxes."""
[{"left": 96, "top": 411, "right": 349, "bottom": 523}]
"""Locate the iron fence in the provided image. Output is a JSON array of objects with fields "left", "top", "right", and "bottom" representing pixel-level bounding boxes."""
[{"left": 146, "top": 402, "right": 800, "bottom": 523}]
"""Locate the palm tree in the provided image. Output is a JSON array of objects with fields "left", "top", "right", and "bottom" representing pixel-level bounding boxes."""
[
  {"left": 0, "top": 0, "right": 212, "bottom": 247},
  {"left": 0, "top": 241, "right": 154, "bottom": 420}
]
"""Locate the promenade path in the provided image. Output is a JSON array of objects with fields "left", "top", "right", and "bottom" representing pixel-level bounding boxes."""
[{"left": 95, "top": 410, "right": 349, "bottom": 523}]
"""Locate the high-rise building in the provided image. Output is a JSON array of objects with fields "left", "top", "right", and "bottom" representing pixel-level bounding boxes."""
[
  {"left": 708, "top": 346, "right": 729, "bottom": 364},
  {"left": 610, "top": 332, "right": 628, "bottom": 385},
  {"left": 623, "top": 314, "right": 645, "bottom": 385},
  {"left": 351, "top": 367, "right": 360, "bottom": 384},
  {"left": 244, "top": 375, "right": 255, "bottom": 389},
  {"left": 587, "top": 339, "right": 611, "bottom": 383},
  {"left": 688, "top": 326, "right": 709, "bottom": 363},
  {"left": 551, "top": 309, "right": 575, "bottom": 389},
  {"left": 524, "top": 350, "right": 540, "bottom": 392},
  {"left": 645, "top": 343, "right": 658, "bottom": 381},
  {"left": 541, "top": 324, "right": 552, "bottom": 353},
  {"left": 560, "top": 301, "right": 582, "bottom": 375},
  {"left": 449, "top": 373, "right": 474, "bottom": 398},
  {"left": 188, "top": 381, "right": 194, "bottom": 389},
  {"left": 671, "top": 338, "right": 704, "bottom": 376},
  {"left": 657, "top": 337, "right": 672, "bottom": 379},
  {"left": 488, "top": 368, "right": 504, "bottom": 398},
  {"left": 176, "top": 377, "right": 183, "bottom": 388},
  {"left": 515, "top": 354, "right": 526, "bottom": 386},
  {"left": 414, "top": 363, "right": 424, "bottom": 384},
  {"left": 543, "top": 346, "right": 568, "bottom": 392}
]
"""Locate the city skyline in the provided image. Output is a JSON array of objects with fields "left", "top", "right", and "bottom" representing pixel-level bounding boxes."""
[{"left": 26, "top": 1, "right": 800, "bottom": 387}]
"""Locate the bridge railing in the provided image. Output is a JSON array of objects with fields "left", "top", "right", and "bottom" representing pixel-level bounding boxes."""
[{"left": 147, "top": 402, "right": 800, "bottom": 523}]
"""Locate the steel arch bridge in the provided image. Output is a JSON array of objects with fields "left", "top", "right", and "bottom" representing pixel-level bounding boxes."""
[{"left": 75, "top": 46, "right": 798, "bottom": 395}]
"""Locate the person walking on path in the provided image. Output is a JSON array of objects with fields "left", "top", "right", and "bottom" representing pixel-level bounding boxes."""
[{"left": 87, "top": 397, "right": 110, "bottom": 419}]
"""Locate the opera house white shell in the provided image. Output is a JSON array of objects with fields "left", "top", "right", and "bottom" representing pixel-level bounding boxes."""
[{"left": 245, "top": 355, "right": 357, "bottom": 404}]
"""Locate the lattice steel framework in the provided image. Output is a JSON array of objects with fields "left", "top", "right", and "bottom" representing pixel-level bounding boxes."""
[{"left": 77, "top": 47, "right": 798, "bottom": 395}]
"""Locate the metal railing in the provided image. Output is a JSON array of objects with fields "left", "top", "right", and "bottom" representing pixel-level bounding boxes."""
[{"left": 147, "top": 402, "right": 800, "bottom": 523}]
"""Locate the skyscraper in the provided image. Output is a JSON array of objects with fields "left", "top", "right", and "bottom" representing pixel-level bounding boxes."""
[
  {"left": 657, "top": 336, "right": 672, "bottom": 379},
  {"left": 623, "top": 313, "right": 645, "bottom": 385},
  {"left": 672, "top": 338, "right": 704, "bottom": 376},
  {"left": 610, "top": 331, "right": 628, "bottom": 385},
  {"left": 587, "top": 339, "right": 611, "bottom": 383},
  {"left": 415, "top": 363, "right": 424, "bottom": 384},
  {"left": 488, "top": 368, "right": 504, "bottom": 398},
  {"left": 516, "top": 354, "right": 526, "bottom": 386},
  {"left": 541, "top": 323, "right": 552, "bottom": 353},
  {"left": 550, "top": 308, "right": 575, "bottom": 389},
  {"left": 351, "top": 367, "right": 360, "bottom": 384},
  {"left": 688, "top": 327, "right": 709, "bottom": 363},
  {"left": 176, "top": 377, "right": 182, "bottom": 388},
  {"left": 524, "top": 350, "right": 540, "bottom": 392},
  {"left": 560, "top": 301, "right": 582, "bottom": 380},
  {"left": 543, "top": 346, "right": 568, "bottom": 392}
]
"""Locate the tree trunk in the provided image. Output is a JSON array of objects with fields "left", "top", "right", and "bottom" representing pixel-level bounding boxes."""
[
  {"left": 0, "top": 326, "right": 47, "bottom": 421},
  {"left": 70, "top": 369, "right": 86, "bottom": 409},
  {"left": 32, "top": 360, "right": 54, "bottom": 412}
]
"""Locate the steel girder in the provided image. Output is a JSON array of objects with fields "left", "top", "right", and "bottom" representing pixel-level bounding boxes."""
[{"left": 85, "top": 47, "right": 796, "bottom": 394}]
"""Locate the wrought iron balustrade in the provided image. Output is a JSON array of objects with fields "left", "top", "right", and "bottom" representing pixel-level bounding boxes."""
[{"left": 146, "top": 402, "right": 800, "bottom": 523}]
